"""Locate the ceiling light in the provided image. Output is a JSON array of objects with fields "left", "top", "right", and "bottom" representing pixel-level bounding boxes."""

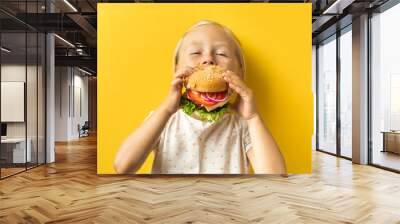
[
  {"left": 63, "top": 0, "right": 78, "bottom": 12},
  {"left": 322, "top": 0, "right": 355, "bottom": 15},
  {"left": 78, "top": 67, "right": 93, "bottom": 76},
  {"left": 54, "top": 34, "right": 75, "bottom": 48},
  {"left": 1, "top": 47, "right": 11, "bottom": 53}
]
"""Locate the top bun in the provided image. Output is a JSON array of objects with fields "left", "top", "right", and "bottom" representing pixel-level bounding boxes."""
[{"left": 185, "top": 64, "right": 227, "bottom": 92}]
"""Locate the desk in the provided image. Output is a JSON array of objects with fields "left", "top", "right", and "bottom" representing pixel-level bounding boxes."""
[
  {"left": 1, "top": 138, "right": 31, "bottom": 163},
  {"left": 381, "top": 131, "right": 400, "bottom": 154}
]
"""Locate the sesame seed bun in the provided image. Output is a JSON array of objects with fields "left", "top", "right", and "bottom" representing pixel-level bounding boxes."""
[{"left": 185, "top": 64, "right": 228, "bottom": 92}]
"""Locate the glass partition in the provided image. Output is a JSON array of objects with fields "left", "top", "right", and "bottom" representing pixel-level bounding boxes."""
[
  {"left": 1, "top": 30, "right": 28, "bottom": 177},
  {"left": 339, "top": 27, "right": 352, "bottom": 158},
  {"left": 317, "top": 35, "right": 337, "bottom": 155},
  {"left": 0, "top": 1, "right": 46, "bottom": 179}
]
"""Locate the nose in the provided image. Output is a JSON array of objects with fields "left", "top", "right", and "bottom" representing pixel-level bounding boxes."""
[{"left": 201, "top": 55, "right": 215, "bottom": 65}]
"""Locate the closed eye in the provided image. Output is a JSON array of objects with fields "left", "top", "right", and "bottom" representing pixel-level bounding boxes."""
[
  {"left": 190, "top": 52, "right": 201, "bottom": 55},
  {"left": 217, "top": 53, "right": 228, "bottom": 57}
]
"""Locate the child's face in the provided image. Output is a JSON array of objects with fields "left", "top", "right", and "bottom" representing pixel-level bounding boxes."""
[{"left": 177, "top": 24, "right": 242, "bottom": 77}]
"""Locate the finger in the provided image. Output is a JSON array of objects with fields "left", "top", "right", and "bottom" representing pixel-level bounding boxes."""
[
  {"left": 223, "top": 70, "right": 243, "bottom": 81},
  {"left": 229, "top": 82, "right": 252, "bottom": 101},
  {"left": 227, "top": 76, "right": 252, "bottom": 98},
  {"left": 171, "top": 77, "right": 183, "bottom": 87},
  {"left": 222, "top": 70, "right": 234, "bottom": 80},
  {"left": 223, "top": 74, "right": 235, "bottom": 86},
  {"left": 230, "top": 75, "right": 246, "bottom": 88},
  {"left": 174, "top": 71, "right": 185, "bottom": 79},
  {"left": 175, "top": 66, "right": 194, "bottom": 78},
  {"left": 176, "top": 68, "right": 192, "bottom": 77},
  {"left": 228, "top": 82, "right": 245, "bottom": 96},
  {"left": 223, "top": 72, "right": 244, "bottom": 87},
  {"left": 226, "top": 76, "right": 248, "bottom": 95}
]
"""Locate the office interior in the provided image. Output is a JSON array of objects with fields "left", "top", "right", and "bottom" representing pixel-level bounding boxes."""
[
  {"left": 313, "top": 0, "right": 400, "bottom": 172},
  {"left": 0, "top": 0, "right": 399, "bottom": 222},
  {"left": 1, "top": 0, "right": 97, "bottom": 179}
]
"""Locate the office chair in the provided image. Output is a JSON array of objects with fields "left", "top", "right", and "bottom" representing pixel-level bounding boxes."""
[{"left": 79, "top": 121, "right": 90, "bottom": 138}]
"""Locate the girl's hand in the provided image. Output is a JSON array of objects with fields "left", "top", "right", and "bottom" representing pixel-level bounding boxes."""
[
  {"left": 222, "top": 71, "right": 258, "bottom": 120},
  {"left": 160, "top": 66, "right": 194, "bottom": 115}
]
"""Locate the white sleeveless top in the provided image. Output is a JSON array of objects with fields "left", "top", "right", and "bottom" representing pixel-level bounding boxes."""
[{"left": 151, "top": 109, "right": 252, "bottom": 174}]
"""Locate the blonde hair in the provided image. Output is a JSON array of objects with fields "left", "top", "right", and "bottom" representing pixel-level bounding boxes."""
[{"left": 173, "top": 20, "right": 246, "bottom": 77}]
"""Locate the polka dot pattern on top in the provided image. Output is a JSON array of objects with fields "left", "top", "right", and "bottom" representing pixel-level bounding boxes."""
[{"left": 151, "top": 109, "right": 252, "bottom": 174}]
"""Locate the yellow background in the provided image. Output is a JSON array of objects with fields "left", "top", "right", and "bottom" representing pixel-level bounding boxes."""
[{"left": 98, "top": 3, "right": 312, "bottom": 174}]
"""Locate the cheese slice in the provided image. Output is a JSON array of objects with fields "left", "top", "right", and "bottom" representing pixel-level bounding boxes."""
[{"left": 203, "top": 100, "right": 229, "bottom": 111}]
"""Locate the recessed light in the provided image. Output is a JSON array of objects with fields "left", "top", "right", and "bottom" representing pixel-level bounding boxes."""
[
  {"left": 77, "top": 67, "right": 93, "bottom": 76},
  {"left": 322, "top": 0, "right": 354, "bottom": 15},
  {"left": 54, "top": 34, "right": 75, "bottom": 48},
  {"left": 63, "top": 0, "right": 78, "bottom": 12},
  {"left": 1, "top": 47, "right": 11, "bottom": 53}
]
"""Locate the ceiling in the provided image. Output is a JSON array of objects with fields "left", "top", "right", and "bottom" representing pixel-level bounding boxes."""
[{"left": 1, "top": 0, "right": 97, "bottom": 74}]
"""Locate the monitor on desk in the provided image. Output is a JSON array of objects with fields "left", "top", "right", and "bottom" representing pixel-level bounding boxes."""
[{"left": 1, "top": 123, "right": 7, "bottom": 138}]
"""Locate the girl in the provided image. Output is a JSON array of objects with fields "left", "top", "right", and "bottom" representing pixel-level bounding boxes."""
[{"left": 114, "top": 21, "right": 287, "bottom": 174}]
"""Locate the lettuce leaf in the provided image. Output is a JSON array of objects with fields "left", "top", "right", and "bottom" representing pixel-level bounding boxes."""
[
  {"left": 180, "top": 97, "right": 197, "bottom": 115},
  {"left": 180, "top": 96, "right": 229, "bottom": 122}
]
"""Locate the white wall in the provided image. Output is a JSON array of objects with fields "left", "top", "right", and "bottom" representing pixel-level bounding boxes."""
[
  {"left": 55, "top": 67, "right": 70, "bottom": 141},
  {"left": 55, "top": 67, "right": 89, "bottom": 141},
  {"left": 73, "top": 72, "right": 89, "bottom": 138}
]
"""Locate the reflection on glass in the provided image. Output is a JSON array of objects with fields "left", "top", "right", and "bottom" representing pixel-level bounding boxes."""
[
  {"left": 371, "top": 3, "right": 400, "bottom": 171},
  {"left": 1, "top": 32, "right": 27, "bottom": 177},
  {"left": 318, "top": 36, "right": 337, "bottom": 154},
  {"left": 340, "top": 29, "right": 352, "bottom": 158},
  {"left": 0, "top": 1, "right": 46, "bottom": 179}
]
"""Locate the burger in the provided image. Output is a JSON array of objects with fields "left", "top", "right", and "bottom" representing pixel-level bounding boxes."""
[{"left": 180, "top": 64, "right": 235, "bottom": 122}]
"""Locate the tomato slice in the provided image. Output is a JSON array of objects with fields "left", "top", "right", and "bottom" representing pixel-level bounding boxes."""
[{"left": 187, "top": 90, "right": 218, "bottom": 107}]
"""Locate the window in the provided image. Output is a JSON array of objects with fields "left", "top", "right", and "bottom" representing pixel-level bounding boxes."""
[
  {"left": 339, "top": 27, "right": 352, "bottom": 158},
  {"left": 371, "top": 2, "right": 400, "bottom": 171},
  {"left": 317, "top": 35, "right": 337, "bottom": 154}
]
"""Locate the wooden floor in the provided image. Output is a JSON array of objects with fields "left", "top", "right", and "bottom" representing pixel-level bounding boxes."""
[
  {"left": 1, "top": 163, "right": 44, "bottom": 178},
  {"left": 1, "top": 167, "right": 26, "bottom": 178},
  {"left": 0, "top": 135, "right": 400, "bottom": 223}
]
